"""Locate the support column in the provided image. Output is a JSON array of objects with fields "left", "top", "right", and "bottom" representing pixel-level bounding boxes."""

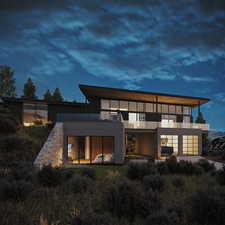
[
  {"left": 178, "top": 135, "right": 183, "bottom": 156},
  {"left": 85, "top": 136, "right": 90, "bottom": 160}
]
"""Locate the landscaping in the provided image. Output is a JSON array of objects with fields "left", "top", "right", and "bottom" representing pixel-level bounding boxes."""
[
  {"left": 1, "top": 106, "right": 225, "bottom": 225},
  {"left": 1, "top": 155, "right": 225, "bottom": 225}
]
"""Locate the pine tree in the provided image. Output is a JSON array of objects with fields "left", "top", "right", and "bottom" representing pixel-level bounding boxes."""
[
  {"left": 23, "top": 78, "right": 37, "bottom": 99},
  {"left": 43, "top": 89, "right": 52, "bottom": 101},
  {"left": 0, "top": 65, "right": 16, "bottom": 97},
  {"left": 195, "top": 112, "right": 206, "bottom": 124},
  {"left": 52, "top": 88, "right": 63, "bottom": 102}
]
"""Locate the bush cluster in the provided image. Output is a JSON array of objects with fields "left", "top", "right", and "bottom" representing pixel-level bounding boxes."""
[
  {"left": 171, "top": 175, "right": 185, "bottom": 189},
  {"left": 65, "top": 174, "right": 92, "bottom": 194},
  {"left": 143, "top": 174, "right": 165, "bottom": 192},
  {"left": 215, "top": 165, "right": 225, "bottom": 185},
  {"left": 126, "top": 163, "right": 157, "bottom": 180},
  {"left": 196, "top": 159, "right": 215, "bottom": 173},
  {"left": 37, "top": 165, "right": 63, "bottom": 187},
  {"left": 80, "top": 167, "right": 96, "bottom": 180},
  {"left": 156, "top": 156, "right": 204, "bottom": 176},
  {"left": 0, "top": 179, "right": 33, "bottom": 201},
  {"left": 190, "top": 186, "right": 225, "bottom": 225},
  {"left": 102, "top": 178, "right": 161, "bottom": 220}
]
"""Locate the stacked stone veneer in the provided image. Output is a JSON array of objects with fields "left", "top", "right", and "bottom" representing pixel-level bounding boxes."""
[{"left": 34, "top": 123, "right": 64, "bottom": 168}]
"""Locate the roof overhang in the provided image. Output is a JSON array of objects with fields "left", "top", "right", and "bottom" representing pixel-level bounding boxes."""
[{"left": 79, "top": 84, "right": 210, "bottom": 107}]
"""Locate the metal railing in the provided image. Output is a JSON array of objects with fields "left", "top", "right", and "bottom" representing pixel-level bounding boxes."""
[
  {"left": 100, "top": 113, "right": 209, "bottom": 130},
  {"left": 122, "top": 121, "right": 209, "bottom": 130}
]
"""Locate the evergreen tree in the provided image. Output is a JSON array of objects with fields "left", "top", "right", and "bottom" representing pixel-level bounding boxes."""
[
  {"left": 195, "top": 112, "right": 206, "bottom": 124},
  {"left": 43, "top": 89, "right": 52, "bottom": 101},
  {"left": 23, "top": 77, "right": 37, "bottom": 99},
  {"left": 52, "top": 88, "right": 63, "bottom": 102},
  {"left": 0, "top": 65, "right": 16, "bottom": 97}
]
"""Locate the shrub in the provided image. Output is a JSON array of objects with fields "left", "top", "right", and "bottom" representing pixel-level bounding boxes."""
[
  {"left": 0, "top": 134, "right": 36, "bottom": 161},
  {"left": 0, "top": 117, "right": 17, "bottom": 135},
  {"left": 10, "top": 162, "right": 36, "bottom": 182},
  {"left": 65, "top": 175, "right": 91, "bottom": 194},
  {"left": 71, "top": 212, "right": 113, "bottom": 225},
  {"left": 143, "top": 174, "right": 165, "bottom": 192},
  {"left": 166, "top": 156, "right": 178, "bottom": 173},
  {"left": 0, "top": 135, "right": 26, "bottom": 153},
  {"left": 37, "top": 165, "right": 63, "bottom": 187},
  {"left": 140, "top": 189, "right": 161, "bottom": 216},
  {"left": 190, "top": 187, "right": 225, "bottom": 225},
  {"left": 196, "top": 159, "right": 215, "bottom": 173},
  {"left": 81, "top": 167, "right": 96, "bottom": 180},
  {"left": 126, "top": 163, "right": 158, "bottom": 180},
  {"left": 215, "top": 165, "right": 225, "bottom": 185},
  {"left": 171, "top": 175, "right": 185, "bottom": 189},
  {"left": 179, "top": 160, "right": 204, "bottom": 175},
  {"left": 0, "top": 179, "right": 33, "bottom": 201},
  {"left": 145, "top": 209, "right": 181, "bottom": 225},
  {"left": 156, "top": 162, "right": 169, "bottom": 175},
  {"left": 103, "top": 178, "right": 146, "bottom": 220}
]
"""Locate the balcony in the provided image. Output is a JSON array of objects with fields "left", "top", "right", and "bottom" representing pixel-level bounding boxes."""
[
  {"left": 123, "top": 121, "right": 209, "bottom": 131},
  {"left": 100, "top": 113, "right": 209, "bottom": 131}
]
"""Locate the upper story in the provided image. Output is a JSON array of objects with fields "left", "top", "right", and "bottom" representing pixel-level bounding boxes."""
[
  {"left": 79, "top": 84, "right": 210, "bottom": 131},
  {"left": 1, "top": 84, "right": 210, "bottom": 131}
]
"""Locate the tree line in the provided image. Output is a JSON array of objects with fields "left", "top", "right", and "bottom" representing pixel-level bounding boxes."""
[{"left": 0, "top": 65, "right": 64, "bottom": 102}]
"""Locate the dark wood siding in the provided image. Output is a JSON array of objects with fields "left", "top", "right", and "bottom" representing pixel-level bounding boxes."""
[{"left": 48, "top": 103, "right": 98, "bottom": 123}]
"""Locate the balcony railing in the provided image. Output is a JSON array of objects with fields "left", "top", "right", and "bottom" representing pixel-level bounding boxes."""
[
  {"left": 122, "top": 121, "right": 209, "bottom": 130},
  {"left": 100, "top": 113, "right": 209, "bottom": 131}
]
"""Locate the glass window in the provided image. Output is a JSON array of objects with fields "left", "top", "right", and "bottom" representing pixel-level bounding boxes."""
[
  {"left": 67, "top": 136, "right": 114, "bottom": 164},
  {"left": 145, "top": 103, "right": 155, "bottom": 112},
  {"left": 137, "top": 102, "right": 144, "bottom": 112},
  {"left": 23, "top": 103, "right": 48, "bottom": 126},
  {"left": 101, "top": 99, "right": 110, "bottom": 109},
  {"left": 110, "top": 100, "right": 119, "bottom": 110},
  {"left": 157, "top": 104, "right": 161, "bottom": 113},
  {"left": 176, "top": 106, "right": 182, "bottom": 114},
  {"left": 137, "top": 113, "right": 145, "bottom": 121},
  {"left": 182, "top": 135, "right": 198, "bottom": 155},
  {"left": 183, "top": 106, "right": 191, "bottom": 115},
  {"left": 119, "top": 101, "right": 128, "bottom": 111},
  {"left": 162, "top": 104, "right": 168, "bottom": 113},
  {"left": 129, "top": 101, "right": 137, "bottom": 111},
  {"left": 169, "top": 105, "right": 176, "bottom": 114},
  {"left": 183, "top": 116, "right": 190, "bottom": 123},
  {"left": 160, "top": 135, "right": 178, "bottom": 155}
]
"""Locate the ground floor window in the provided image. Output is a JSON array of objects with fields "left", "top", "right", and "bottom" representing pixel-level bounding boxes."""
[
  {"left": 183, "top": 135, "right": 198, "bottom": 155},
  {"left": 160, "top": 135, "right": 178, "bottom": 156},
  {"left": 67, "top": 136, "right": 114, "bottom": 164}
]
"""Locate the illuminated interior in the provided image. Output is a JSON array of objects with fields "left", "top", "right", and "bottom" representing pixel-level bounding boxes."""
[
  {"left": 160, "top": 135, "right": 178, "bottom": 155},
  {"left": 183, "top": 135, "right": 199, "bottom": 155},
  {"left": 23, "top": 103, "right": 48, "bottom": 126},
  {"left": 67, "top": 136, "right": 114, "bottom": 164}
]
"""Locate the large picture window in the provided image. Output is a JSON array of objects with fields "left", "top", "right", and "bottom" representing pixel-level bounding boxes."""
[
  {"left": 183, "top": 135, "right": 198, "bottom": 155},
  {"left": 67, "top": 136, "right": 114, "bottom": 164}
]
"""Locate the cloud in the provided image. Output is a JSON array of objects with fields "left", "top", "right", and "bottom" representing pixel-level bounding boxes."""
[
  {"left": 0, "top": 0, "right": 224, "bottom": 90},
  {"left": 182, "top": 75, "right": 213, "bottom": 82}
]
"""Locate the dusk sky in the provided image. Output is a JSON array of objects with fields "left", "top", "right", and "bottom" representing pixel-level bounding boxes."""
[{"left": 0, "top": 0, "right": 225, "bottom": 130}]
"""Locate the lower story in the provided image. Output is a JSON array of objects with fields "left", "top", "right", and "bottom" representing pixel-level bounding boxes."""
[{"left": 61, "top": 121, "right": 203, "bottom": 165}]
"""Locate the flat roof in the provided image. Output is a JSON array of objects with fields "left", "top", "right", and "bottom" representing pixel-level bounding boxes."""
[
  {"left": 79, "top": 84, "right": 210, "bottom": 107},
  {"left": 1, "top": 97, "right": 87, "bottom": 106}
]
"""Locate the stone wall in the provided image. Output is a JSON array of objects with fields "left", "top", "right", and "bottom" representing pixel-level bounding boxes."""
[{"left": 34, "top": 123, "right": 64, "bottom": 168}]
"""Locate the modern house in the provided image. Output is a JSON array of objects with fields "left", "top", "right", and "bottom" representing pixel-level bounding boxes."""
[{"left": 1, "top": 84, "right": 210, "bottom": 167}]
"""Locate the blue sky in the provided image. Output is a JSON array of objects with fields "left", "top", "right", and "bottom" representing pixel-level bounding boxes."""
[{"left": 0, "top": 0, "right": 225, "bottom": 130}]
